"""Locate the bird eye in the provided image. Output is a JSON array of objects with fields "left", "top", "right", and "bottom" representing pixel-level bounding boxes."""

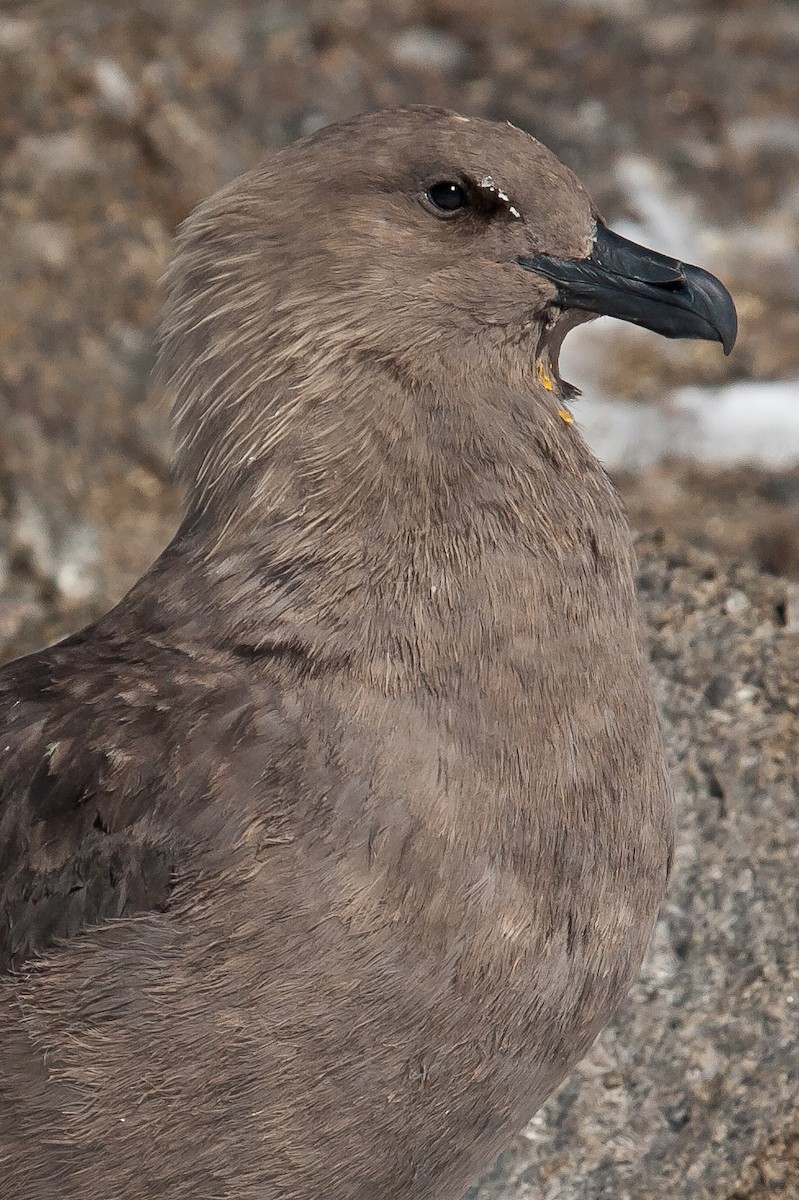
[{"left": 426, "top": 181, "right": 469, "bottom": 213}]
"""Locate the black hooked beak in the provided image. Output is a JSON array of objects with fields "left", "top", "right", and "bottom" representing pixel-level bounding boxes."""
[{"left": 519, "top": 221, "right": 737, "bottom": 354}]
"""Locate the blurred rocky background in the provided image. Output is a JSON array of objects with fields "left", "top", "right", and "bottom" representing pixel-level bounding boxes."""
[{"left": 0, "top": 1, "right": 797, "bottom": 1197}]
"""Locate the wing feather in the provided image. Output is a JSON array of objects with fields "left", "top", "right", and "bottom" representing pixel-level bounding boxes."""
[{"left": 0, "top": 636, "right": 178, "bottom": 972}]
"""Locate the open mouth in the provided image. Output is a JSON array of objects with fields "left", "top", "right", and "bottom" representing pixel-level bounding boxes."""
[
  {"left": 520, "top": 221, "right": 737, "bottom": 358},
  {"left": 533, "top": 309, "right": 594, "bottom": 399}
]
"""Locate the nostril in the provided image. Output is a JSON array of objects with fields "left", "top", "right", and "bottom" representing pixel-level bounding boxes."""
[{"left": 657, "top": 277, "right": 687, "bottom": 292}]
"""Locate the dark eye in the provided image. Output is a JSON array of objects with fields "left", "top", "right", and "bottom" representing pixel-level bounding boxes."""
[{"left": 426, "top": 181, "right": 469, "bottom": 213}]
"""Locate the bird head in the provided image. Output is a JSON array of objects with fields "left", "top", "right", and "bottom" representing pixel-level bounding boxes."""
[{"left": 159, "top": 106, "right": 736, "bottom": 516}]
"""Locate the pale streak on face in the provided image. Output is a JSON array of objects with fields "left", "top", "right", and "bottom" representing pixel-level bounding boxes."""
[{"left": 479, "top": 174, "right": 522, "bottom": 220}]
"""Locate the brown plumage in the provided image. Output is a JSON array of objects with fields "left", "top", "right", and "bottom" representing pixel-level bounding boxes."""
[{"left": 0, "top": 108, "right": 736, "bottom": 1199}]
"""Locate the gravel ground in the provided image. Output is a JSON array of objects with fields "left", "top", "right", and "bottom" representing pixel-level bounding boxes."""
[{"left": 1, "top": 1, "right": 797, "bottom": 1195}]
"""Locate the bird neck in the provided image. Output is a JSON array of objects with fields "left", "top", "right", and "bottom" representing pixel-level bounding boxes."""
[{"left": 169, "top": 371, "right": 634, "bottom": 691}]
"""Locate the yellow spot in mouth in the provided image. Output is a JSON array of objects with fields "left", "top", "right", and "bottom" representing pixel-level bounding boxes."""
[
  {"left": 558, "top": 407, "right": 574, "bottom": 425},
  {"left": 536, "top": 362, "right": 556, "bottom": 392}
]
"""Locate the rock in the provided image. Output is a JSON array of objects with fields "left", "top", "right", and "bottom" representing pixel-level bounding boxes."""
[
  {"left": 19, "top": 220, "right": 74, "bottom": 271},
  {"left": 391, "top": 27, "right": 469, "bottom": 71},
  {"left": 616, "top": 462, "right": 799, "bottom": 583},
  {"left": 16, "top": 131, "right": 97, "bottom": 179},
  {"left": 91, "top": 57, "right": 140, "bottom": 122},
  {"left": 724, "top": 589, "right": 751, "bottom": 615},
  {"left": 0, "top": 16, "right": 36, "bottom": 52}
]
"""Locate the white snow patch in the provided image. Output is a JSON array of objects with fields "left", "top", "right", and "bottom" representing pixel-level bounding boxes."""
[{"left": 575, "top": 378, "right": 799, "bottom": 471}]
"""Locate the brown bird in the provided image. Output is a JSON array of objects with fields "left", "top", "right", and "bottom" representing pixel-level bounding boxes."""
[{"left": 0, "top": 107, "right": 735, "bottom": 1199}]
